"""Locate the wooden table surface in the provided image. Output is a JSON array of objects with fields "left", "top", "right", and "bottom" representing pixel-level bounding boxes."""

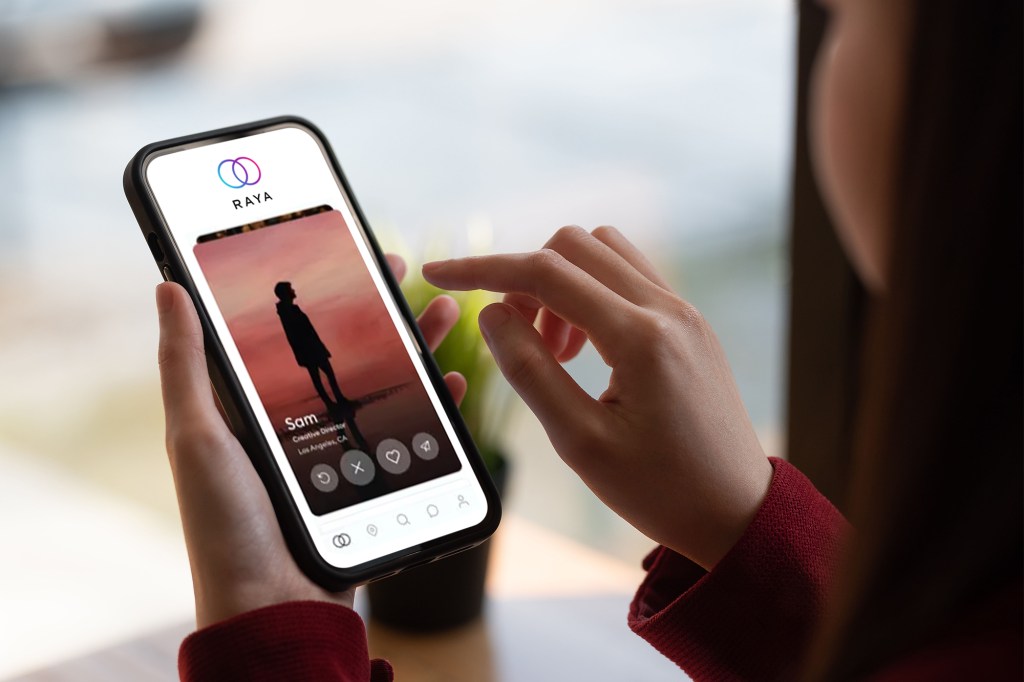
[{"left": 10, "top": 518, "right": 685, "bottom": 681}]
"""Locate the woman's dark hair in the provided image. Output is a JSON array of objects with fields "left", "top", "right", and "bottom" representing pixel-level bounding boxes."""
[{"left": 806, "top": 1, "right": 1022, "bottom": 679}]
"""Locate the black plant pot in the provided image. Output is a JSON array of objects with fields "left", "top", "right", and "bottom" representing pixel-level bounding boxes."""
[{"left": 366, "top": 455, "right": 508, "bottom": 632}]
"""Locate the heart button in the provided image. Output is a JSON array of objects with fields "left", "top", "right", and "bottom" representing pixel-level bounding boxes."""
[{"left": 376, "top": 438, "right": 411, "bottom": 474}]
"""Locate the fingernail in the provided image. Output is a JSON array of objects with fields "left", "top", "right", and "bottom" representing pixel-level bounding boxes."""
[
  {"left": 478, "top": 304, "right": 512, "bottom": 340},
  {"left": 422, "top": 260, "right": 449, "bottom": 275},
  {"left": 156, "top": 283, "right": 174, "bottom": 317}
]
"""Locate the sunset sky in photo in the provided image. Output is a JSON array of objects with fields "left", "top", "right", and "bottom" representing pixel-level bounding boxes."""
[{"left": 194, "top": 209, "right": 413, "bottom": 430}]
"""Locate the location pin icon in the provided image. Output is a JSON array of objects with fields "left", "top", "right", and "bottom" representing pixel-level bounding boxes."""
[{"left": 367, "top": 524, "right": 378, "bottom": 537}]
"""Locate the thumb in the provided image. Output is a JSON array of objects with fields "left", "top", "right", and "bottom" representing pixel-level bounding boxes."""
[
  {"left": 478, "top": 303, "right": 597, "bottom": 440},
  {"left": 156, "top": 282, "right": 221, "bottom": 438}
]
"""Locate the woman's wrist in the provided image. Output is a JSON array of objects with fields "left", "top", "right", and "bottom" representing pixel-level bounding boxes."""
[
  {"left": 194, "top": 575, "right": 354, "bottom": 629},
  {"left": 673, "top": 456, "right": 775, "bottom": 571}
]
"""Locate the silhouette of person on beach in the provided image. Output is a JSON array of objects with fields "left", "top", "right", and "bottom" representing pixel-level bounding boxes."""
[
  {"left": 275, "top": 281, "right": 353, "bottom": 410},
  {"left": 275, "top": 281, "right": 368, "bottom": 451}
]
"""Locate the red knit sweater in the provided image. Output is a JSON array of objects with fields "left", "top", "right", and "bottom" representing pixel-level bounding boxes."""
[{"left": 178, "top": 459, "right": 1022, "bottom": 681}]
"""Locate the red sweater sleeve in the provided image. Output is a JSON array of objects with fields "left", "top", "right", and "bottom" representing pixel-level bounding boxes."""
[
  {"left": 179, "top": 601, "right": 393, "bottom": 682},
  {"left": 628, "top": 457, "right": 850, "bottom": 680}
]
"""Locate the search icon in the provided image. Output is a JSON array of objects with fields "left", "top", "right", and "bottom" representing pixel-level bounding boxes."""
[{"left": 396, "top": 513, "right": 411, "bottom": 526}]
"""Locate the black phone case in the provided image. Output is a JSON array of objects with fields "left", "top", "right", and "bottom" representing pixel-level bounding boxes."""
[{"left": 123, "top": 115, "right": 501, "bottom": 591}]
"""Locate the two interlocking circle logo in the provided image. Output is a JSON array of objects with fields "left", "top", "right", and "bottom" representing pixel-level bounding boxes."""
[{"left": 217, "top": 157, "right": 261, "bottom": 189}]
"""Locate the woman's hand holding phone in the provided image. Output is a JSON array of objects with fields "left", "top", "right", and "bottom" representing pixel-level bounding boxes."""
[
  {"left": 423, "top": 226, "right": 773, "bottom": 571},
  {"left": 157, "top": 254, "right": 465, "bottom": 628}
]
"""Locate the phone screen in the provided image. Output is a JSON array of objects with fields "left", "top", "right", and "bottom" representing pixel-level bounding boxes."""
[{"left": 144, "top": 124, "right": 489, "bottom": 568}]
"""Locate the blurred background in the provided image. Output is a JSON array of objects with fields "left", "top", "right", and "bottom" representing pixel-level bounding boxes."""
[{"left": 0, "top": 0, "right": 793, "bottom": 677}]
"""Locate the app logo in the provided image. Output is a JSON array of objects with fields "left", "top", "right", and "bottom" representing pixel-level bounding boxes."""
[{"left": 218, "top": 157, "right": 261, "bottom": 189}]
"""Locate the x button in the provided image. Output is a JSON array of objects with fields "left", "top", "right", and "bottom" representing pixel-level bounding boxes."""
[{"left": 339, "top": 450, "right": 375, "bottom": 486}]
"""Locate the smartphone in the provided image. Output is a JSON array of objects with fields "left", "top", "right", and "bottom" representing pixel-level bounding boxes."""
[{"left": 124, "top": 116, "right": 501, "bottom": 590}]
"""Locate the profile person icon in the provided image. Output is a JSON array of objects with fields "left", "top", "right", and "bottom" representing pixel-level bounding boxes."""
[{"left": 274, "top": 281, "right": 354, "bottom": 413}]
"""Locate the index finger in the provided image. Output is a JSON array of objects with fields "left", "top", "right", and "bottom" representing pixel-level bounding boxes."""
[{"left": 423, "top": 250, "right": 638, "bottom": 360}]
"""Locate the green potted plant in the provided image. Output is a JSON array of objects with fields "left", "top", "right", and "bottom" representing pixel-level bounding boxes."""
[{"left": 366, "top": 242, "right": 512, "bottom": 631}]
